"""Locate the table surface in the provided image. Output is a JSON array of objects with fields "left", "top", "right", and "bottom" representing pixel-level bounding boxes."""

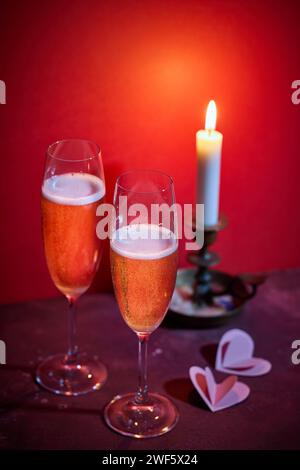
[{"left": 0, "top": 268, "right": 300, "bottom": 450}]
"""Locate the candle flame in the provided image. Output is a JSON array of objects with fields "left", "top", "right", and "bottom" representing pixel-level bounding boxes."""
[{"left": 205, "top": 100, "right": 217, "bottom": 131}]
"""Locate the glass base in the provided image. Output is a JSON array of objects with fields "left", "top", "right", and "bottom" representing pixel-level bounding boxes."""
[
  {"left": 104, "top": 392, "right": 179, "bottom": 438},
  {"left": 36, "top": 353, "right": 107, "bottom": 396}
]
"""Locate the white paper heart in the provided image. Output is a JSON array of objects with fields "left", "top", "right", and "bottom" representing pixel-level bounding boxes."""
[
  {"left": 189, "top": 366, "right": 250, "bottom": 412},
  {"left": 215, "top": 329, "right": 272, "bottom": 376}
]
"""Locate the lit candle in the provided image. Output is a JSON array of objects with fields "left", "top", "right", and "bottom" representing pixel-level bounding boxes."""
[{"left": 196, "top": 100, "right": 223, "bottom": 227}]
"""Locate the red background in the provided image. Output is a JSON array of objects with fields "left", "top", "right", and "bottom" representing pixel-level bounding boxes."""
[{"left": 0, "top": 0, "right": 299, "bottom": 303}]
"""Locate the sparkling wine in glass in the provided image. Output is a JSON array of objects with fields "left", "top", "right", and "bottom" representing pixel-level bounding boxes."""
[
  {"left": 37, "top": 139, "right": 107, "bottom": 395},
  {"left": 104, "top": 169, "right": 179, "bottom": 438}
]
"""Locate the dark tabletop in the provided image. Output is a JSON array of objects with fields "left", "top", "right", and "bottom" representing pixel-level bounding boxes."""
[{"left": 0, "top": 269, "right": 300, "bottom": 450}]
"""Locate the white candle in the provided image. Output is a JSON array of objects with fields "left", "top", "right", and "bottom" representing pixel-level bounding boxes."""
[{"left": 196, "top": 100, "right": 223, "bottom": 227}]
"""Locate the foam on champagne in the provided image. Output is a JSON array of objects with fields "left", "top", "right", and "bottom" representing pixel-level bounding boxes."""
[
  {"left": 42, "top": 172, "right": 105, "bottom": 206},
  {"left": 111, "top": 224, "right": 178, "bottom": 260}
]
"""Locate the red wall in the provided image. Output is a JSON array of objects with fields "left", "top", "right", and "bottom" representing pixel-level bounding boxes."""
[{"left": 1, "top": 0, "right": 300, "bottom": 303}]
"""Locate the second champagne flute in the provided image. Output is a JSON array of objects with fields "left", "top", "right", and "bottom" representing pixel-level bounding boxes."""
[{"left": 105, "top": 169, "right": 179, "bottom": 438}]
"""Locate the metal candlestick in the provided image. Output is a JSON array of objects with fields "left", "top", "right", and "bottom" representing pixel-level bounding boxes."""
[
  {"left": 189, "top": 216, "right": 227, "bottom": 305},
  {"left": 169, "top": 215, "right": 265, "bottom": 328}
]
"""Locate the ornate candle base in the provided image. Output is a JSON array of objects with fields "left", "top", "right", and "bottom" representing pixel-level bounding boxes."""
[{"left": 169, "top": 215, "right": 265, "bottom": 328}]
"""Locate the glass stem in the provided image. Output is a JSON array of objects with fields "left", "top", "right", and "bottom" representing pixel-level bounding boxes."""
[
  {"left": 65, "top": 296, "right": 79, "bottom": 365},
  {"left": 135, "top": 333, "right": 150, "bottom": 404}
]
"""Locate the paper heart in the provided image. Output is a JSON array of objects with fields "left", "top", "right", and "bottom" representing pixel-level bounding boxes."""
[
  {"left": 216, "top": 329, "right": 272, "bottom": 376},
  {"left": 189, "top": 366, "right": 250, "bottom": 412}
]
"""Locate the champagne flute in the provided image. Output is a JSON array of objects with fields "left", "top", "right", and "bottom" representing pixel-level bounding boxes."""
[
  {"left": 37, "top": 139, "right": 107, "bottom": 395},
  {"left": 104, "top": 169, "right": 179, "bottom": 438}
]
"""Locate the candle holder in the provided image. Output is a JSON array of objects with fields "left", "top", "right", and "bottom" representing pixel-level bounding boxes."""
[
  {"left": 169, "top": 215, "right": 266, "bottom": 328},
  {"left": 189, "top": 216, "right": 227, "bottom": 305}
]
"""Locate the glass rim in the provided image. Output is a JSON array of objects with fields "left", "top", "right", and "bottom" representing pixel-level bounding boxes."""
[
  {"left": 115, "top": 168, "right": 174, "bottom": 195},
  {"left": 47, "top": 138, "right": 101, "bottom": 162}
]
